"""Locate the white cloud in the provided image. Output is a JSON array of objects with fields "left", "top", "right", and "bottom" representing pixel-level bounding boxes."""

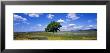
[
  {"left": 90, "top": 25, "right": 97, "bottom": 29},
  {"left": 60, "top": 26, "right": 68, "bottom": 31},
  {"left": 70, "top": 25, "right": 83, "bottom": 31},
  {"left": 14, "top": 14, "right": 30, "bottom": 25},
  {"left": 88, "top": 20, "right": 92, "bottom": 23},
  {"left": 83, "top": 28, "right": 91, "bottom": 30},
  {"left": 37, "top": 24, "right": 42, "bottom": 27},
  {"left": 47, "top": 14, "right": 54, "bottom": 19},
  {"left": 74, "top": 26, "right": 82, "bottom": 29},
  {"left": 14, "top": 23, "right": 20, "bottom": 25},
  {"left": 89, "top": 25, "right": 93, "bottom": 27},
  {"left": 28, "top": 13, "right": 42, "bottom": 17},
  {"left": 63, "top": 25, "right": 84, "bottom": 31},
  {"left": 60, "top": 24, "right": 76, "bottom": 31},
  {"left": 94, "top": 25, "right": 97, "bottom": 29},
  {"left": 30, "top": 24, "right": 46, "bottom": 31},
  {"left": 61, "top": 26, "right": 67, "bottom": 29},
  {"left": 57, "top": 19, "right": 65, "bottom": 23},
  {"left": 22, "top": 21, "right": 30, "bottom": 24},
  {"left": 88, "top": 25, "right": 94, "bottom": 27},
  {"left": 66, "top": 13, "right": 80, "bottom": 20},
  {"left": 14, "top": 14, "right": 27, "bottom": 21},
  {"left": 69, "top": 24, "right": 75, "bottom": 27},
  {"left": 82, "top": 25, "right": 97, "bottom": 30},
  {"left": 60, "top": 24, "right": 97, "bottom": 31}
]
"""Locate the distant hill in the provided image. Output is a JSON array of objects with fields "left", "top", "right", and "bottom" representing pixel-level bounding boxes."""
[
  {"left": 79, "top": 29, "right": 97, "bottom": 31},
  {"left": 71, "top": 29, "right": 97, "bottom": 32},
  {"left": 70, "top": 30, "right": 80, "bottom": 32}
]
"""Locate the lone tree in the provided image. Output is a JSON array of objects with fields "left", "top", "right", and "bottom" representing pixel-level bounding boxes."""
[{"left": 45, "top": 21, "right": 62, "bottom": 33}]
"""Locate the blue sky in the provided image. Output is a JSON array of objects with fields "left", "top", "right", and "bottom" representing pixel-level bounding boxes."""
[{"left": 14, "top": 13, "right": 97, "bottom": 32}]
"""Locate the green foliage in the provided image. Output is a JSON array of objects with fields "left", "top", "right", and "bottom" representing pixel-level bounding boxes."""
[{"left": 45, "top": 21, "right": 62, "bottom": 33}]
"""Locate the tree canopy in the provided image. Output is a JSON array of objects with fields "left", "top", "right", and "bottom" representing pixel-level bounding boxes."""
[{"left": 45, "top": 21, "right": 62, "bottom": 33}]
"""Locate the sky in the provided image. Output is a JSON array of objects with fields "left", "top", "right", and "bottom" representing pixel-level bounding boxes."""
[{"left": 14, "top": 13, "right": 97, "bottom": 32}]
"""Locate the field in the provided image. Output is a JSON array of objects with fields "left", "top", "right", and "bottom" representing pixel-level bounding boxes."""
[{"left": 14, "top": 31, "right": 97, "bottom": 40}]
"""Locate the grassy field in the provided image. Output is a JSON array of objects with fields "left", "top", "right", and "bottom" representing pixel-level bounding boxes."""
[{"left": 14, "top": 31, "right": 97, "bottom": 40}]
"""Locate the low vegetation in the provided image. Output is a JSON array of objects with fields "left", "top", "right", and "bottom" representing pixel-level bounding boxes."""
[{"left": 14, "top": 31, "right": 97, "bottom": 40}]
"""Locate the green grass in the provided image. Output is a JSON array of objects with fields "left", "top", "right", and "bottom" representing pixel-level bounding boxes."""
[{"left": 14, "top": 31, "right": 97, "bottom": 40}]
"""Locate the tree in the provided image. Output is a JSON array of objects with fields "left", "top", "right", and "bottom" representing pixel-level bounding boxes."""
[{"left": 45, "top": 21, "right": 62, "bottom": 33}]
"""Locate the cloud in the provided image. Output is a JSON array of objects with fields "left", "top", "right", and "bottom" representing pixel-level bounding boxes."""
[
  {"left": 86, "top": 25, "right": 95, "bottom": 29},
  {"left": 47, "top": 14, "right": 54, "bottom": 19},
  {"left": 14, "top": 14, "right": 27, "bottom": 21},
  {"left": 61, "top": 26, "right": 67, "bottom": 30},
  {"left": 57, "top": 19, "right": 65, "bottom": 23},
  {"left": 14, "top": 14, "right": 30, "bottom": 25},
  {"left": 60, "top": 26, "right": 68, "bottom": 31},
  {"left": 69, "top": 24, "right": 75, "bottom": 27},
  {"left": 73, "top": 26, "right": 83, "bottom": 30},
  {"left": 14, "top": 23, "right": 20, "bottom": 25},
  {"left": 73, "top": 25, "right": 97, "bottom": 30},
  {"left": 88, "top": 25, "right": 94, "bottom": 27},
  {"left": 22, "top": 21, "right": 30, "bottom": 24},
  {"left": 88, "top": 20, "right": 92, "bottom": 23},
  {"left": 30, "top": 24, "right": 46, "bottom": 31},
  {"left": 88, "top": 25, "right": 97, "bottom": 29},
  {"left": 60, "top": 24, "right": 76, "bottom": 31},
  {"left": 66, "top": 13, "right": 80, "bottom": 20},
  {"left": 60, "top": 24, "right": 97, "bottom": 31},
  {"left": 82, "top": 25, "right": 97, "bottom": 30},
  {"left": 27, "top": 13, "right": 42, "bottom": 17},
  {"left": 60, "top": 24, "right": 94, "bottom": 31},
  {"left": 37, "top": 24, "right": 42, "bottom": 27}
]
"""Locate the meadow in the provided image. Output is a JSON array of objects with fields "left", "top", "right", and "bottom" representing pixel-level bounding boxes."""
[{"left": 14, "top": 31, "right": 97, "bottom": 40}]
